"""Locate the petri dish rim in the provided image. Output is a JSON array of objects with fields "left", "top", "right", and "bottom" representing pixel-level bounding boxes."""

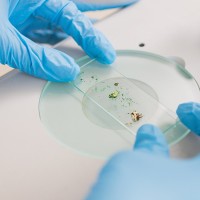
[{"left": 38, "top": 50, "right": 200, "bottom": 156}]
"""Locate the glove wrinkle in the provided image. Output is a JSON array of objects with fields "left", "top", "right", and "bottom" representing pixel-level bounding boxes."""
[{"left": 1, "top": 0, "right": 116, "bottom": 81}]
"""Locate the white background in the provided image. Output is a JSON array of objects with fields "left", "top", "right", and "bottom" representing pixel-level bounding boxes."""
[{"left": 1, "top": 0, "right": 200, "bottom": 199}]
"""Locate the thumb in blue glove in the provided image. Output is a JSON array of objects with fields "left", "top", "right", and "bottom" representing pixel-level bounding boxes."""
[
  {"left": 86, "top": 124, "right": 200, "bottom": 200},
  {"left": 0, "top": 0, "right": 116, "bottom": 82}
]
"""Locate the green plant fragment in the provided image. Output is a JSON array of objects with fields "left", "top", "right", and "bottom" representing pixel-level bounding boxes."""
[
  {"left": 114, "top": 83, "right": 119, "bottom": 86},
  {"left": 109, "top": 90, "right": 119, "bottom": 98}
]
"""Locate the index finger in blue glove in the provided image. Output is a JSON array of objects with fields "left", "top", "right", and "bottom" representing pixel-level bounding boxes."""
[
  {"left": 0, "top": 23, "right": 79, "bottom": 82},
  {"left": 35, "top": 0, "right": 116, "bottom": 64},
  {"left": 71, "top": 0, "right": 139, "bottom": 11},
  {"left": 177, "top": 102, "right": 200, "bottom": 136},
  {"left": 134, "top": 124, "right": 169, "bottom": 157}
]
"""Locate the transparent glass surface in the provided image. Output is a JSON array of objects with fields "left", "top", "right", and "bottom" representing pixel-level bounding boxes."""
[{"left": 39, "top": 50, "right": 200, "bottom": 158}]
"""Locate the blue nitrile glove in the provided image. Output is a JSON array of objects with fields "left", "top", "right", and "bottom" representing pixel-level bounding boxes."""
[
  {"left": 19, "top": 0, "right": 139, "bottom": 44},
  {"left": 177, "top": 102, "right": 200, "bottom": 136},
  {"left": 72, "top": 0, "right": 139, "bottom": 11},
  {"left": 0, "top": 0, "right": 118, "bottom": 82},
  {"left": 86, "top": 103, "right": 200, "bottom": 200}
]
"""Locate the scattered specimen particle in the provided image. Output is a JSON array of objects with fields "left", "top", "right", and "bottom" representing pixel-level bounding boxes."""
[
  {"left": 125, "top": 122, "right": 133, "bottom": 126},
  {"left": 90, "top": 75, "right": 98, "bottom": 81},
  {"left": 131, "top": 111, "right": 143, "bottom": 122},
  {"left": 109, "top": 90, "right": 119, "bottom": 98},
  {"left": 114, "top": 82, "right": 119, "bottom": 86}
]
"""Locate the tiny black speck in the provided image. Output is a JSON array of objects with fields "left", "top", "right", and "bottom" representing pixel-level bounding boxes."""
[{"left": 139, "top": 43, "right": 145, "bottom": 47}]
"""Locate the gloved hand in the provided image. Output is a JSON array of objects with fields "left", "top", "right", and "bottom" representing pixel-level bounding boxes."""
[
  {"left": 177, "top": 102, "right": 200, "bottom": 135},
  {"left": 0, "top": 0, "right": 125, "bottom": 82},
  {"left": 86, "top": 102, "right": 200, "bottom": 200}
]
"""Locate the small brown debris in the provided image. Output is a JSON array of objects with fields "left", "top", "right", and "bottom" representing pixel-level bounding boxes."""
[{"left": 131, "top": 111, "right": 143, "bottom": 122}]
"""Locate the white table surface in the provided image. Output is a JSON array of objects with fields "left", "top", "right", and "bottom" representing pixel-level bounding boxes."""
[{"left": 1, "top": 1, "right": 200, "bottom": 199}]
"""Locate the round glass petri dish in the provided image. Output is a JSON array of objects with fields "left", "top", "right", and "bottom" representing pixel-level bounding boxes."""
[{"left": 39, "top": 50, "right": 200, "bottom": 158}]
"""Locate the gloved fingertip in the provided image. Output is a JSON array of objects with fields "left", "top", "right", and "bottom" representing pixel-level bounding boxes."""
[
  {"left": 33, "top": 46, "right": 80, "bottom": 82},
  {"left": 176, "top": 102, "right": 200, "bottom": 135},
  {"left": 96, "top": 46, "right": 116, "bottom": 65},
  {"left": 176, "top": 102, "right": 196, "bottom": 117},
  {"left": 57, "top": 58, "right": 80, "bottom": 82},
  {"left": 63, "top": 61, "right": 80, "bottom": 82},
  {"left": 73, "top": 0, "right": 139, "bottom": 11},
  {"left": 134, "top": 124, "right": 169, "bottom": 156},
  {"left": 85, "top": 35, "right": 116, "bottom": 65}
]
